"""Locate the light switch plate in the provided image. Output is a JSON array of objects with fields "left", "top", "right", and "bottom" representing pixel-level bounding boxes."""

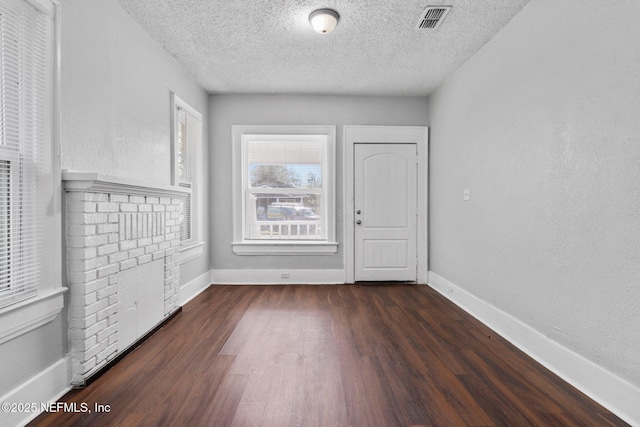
[{"left": 463, "top": 189, "right": 470, "bottom": 201}]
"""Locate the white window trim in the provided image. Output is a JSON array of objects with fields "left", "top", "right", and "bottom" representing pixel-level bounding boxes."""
[
  {"left": 0, "top": 288, "right": 65, "bottom": 345},
  {"left": 231, "top": 125, "right": 338, "bottom": 255},
  {"left": 171, "top": 94, "right": 204, "bottom": 264},
  {"left": 0, "top": 0, "right": 65, "bottom": 342}
]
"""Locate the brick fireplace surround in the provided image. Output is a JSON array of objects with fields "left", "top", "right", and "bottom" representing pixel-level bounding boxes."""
[{"left": 62, "top": 171, "right": 189, "bottom": 386}]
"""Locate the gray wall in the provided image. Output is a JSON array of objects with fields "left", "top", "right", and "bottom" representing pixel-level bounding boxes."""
[
  {"left": 0, "top": 0, "right": 209, "bottom": 404},
  {"left": 61, "top": 0, "right": 210, "bottom": 284},
  {"left": 429, "top": 0, "right": 640, "bottom": 388},
  {"left": 209, "top": 94, "right": 429, "bottom": 271},
  {"left": 1, "top": 0, "right": 211, "bottom": 400},
  {"left": 60, "top": 0, "right": 207, "bottom": 186}
]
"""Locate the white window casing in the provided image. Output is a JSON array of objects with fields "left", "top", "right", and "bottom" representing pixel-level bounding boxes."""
[
  {"left": 1, "top": 0, "right": 49, "bottom": 308},
  {"left": 0, "top": 0, "right": 65, "bottom": 343},
  {"left": 171, "top": 94, "right": 204, "bottom": 264},
  {"left": 232, "top": 125, "right": 338, "bottom": 256}
]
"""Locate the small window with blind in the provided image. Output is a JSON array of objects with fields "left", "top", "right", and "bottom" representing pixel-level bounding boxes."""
[
  {"left": 231, "top": 125, "right": 337, "bottom": 255},
  {"left": 171, "top": 94, "right": 203, "bottom": 250},
  {"left": 0, "top": 0, "right": 52, "bottom": 309}
]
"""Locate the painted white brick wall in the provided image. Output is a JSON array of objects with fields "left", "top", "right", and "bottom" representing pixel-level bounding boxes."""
[{"left": 65, "top": 191, "right": 183, "bottom": 386}]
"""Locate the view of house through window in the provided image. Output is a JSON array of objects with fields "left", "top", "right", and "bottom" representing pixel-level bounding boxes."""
[{"left": 244, "top": 136, "right": 325, "bottom": 240}]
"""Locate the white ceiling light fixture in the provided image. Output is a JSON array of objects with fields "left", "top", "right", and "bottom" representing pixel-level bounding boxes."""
[{"left": 309, "top": 8, "right": 340, "bottom": 34}]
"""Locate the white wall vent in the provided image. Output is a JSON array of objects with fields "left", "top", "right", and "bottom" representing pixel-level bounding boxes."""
[{"left": 417, "top": 6, "right": 452, "bottom": 29}]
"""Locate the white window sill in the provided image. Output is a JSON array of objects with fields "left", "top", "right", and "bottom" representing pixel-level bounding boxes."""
[
  {"left": 232, "top": 241, "right": 338, "bottom": 256},
  {"left": 180, "top": 241, "right": 205, "bottom": 264},
  {"left": 0, "top": 287, "right": 67, "bottom": 345}
]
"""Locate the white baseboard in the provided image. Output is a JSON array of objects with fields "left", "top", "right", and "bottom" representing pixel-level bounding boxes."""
[
  {"left": 179, "top": 271, "right": 211, "bottom": 305},
  {"left": 0, "top": 357, "right": 71, "bottom": 427},
  {"left": 210, "top": 269, "right": 345, "bottom": 285},
  {"left": 427, "top": 271, "right": 640, "bottom": 426}
]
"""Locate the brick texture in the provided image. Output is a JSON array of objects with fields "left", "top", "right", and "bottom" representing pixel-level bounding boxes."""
[{"left": 66, "top": 191, "right": 183, "bottom": 386}]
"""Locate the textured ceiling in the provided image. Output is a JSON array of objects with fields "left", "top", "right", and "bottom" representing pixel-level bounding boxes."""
[{"left": 115, "top": 0, "right": 531, "bottom": 96}]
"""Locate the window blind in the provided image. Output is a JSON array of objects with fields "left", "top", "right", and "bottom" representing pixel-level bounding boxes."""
[
  {"left": 176, "top": 109, "right": 191, "bottom": 242},
  {"left": 0, "top": 0, "right": 49, "bottom": 308},
  {"left": 247, "top": 140, "right": 322, "bottom": 165},
  {"left": 176, "top": 109, "right": 190, "bottom": 183}
]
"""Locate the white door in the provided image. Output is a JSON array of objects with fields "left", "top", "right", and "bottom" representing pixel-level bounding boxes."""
[{"left": 354, "top": 143, "right": 417, "bottom": 281}]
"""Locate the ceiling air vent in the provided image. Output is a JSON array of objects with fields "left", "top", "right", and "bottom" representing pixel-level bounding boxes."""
[{"left": 417, "top": 6, "right": 452, "bottom": 29}]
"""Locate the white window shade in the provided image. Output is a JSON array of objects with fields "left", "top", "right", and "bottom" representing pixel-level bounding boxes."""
[
  {"left": 247, "top": 140, "right": 323, "bottom": 165},
  {"left": 0, "top": 0, "right": 50, "bottom": 308}
]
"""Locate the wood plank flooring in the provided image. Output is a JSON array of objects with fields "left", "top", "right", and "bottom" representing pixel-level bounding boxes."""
[{"left": 29, "top": 284, "right": 628, "bottom": 427}]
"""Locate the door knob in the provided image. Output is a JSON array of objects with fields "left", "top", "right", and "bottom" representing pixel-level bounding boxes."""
[
  {"left": 356, "top": 220, "right": 362, "bottom": 225},
  {"left": 356, "top": 210, "right": 361, "bottom": 214}
]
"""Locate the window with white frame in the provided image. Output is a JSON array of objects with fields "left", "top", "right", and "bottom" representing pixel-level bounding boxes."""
[
  {"left": 0, "top": 0, "right": 53, "bottom": 309},
  {"left": 232, "top": 125, "right": 337, "bottom": 255},
  {"left": 172, "top": 94, "right": 203, "bottom": 254}
]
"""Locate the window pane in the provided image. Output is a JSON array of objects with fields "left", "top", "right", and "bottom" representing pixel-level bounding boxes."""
[
  {"left": 247, "top": 195, "right": 322, "bottom": 240},
  {"left": 248, "top": 140, "right": 322, "bottom": 189}
]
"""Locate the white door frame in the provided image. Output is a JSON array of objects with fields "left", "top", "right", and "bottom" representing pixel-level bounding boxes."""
[{"left": 344, "top": 126, "right": 429, "bottom": 284}]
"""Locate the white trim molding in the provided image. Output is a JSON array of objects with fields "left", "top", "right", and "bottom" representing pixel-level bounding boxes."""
[
  {"left": 0, "top": 287, "right": 66, "bottom": 345},
  {"left": 62, "top": 171, "right": 191, "bottom": 198},
  {"left": 179, "top": 271, "right": 211, "bottom": 305},
  {"left": 210, "top": 269, "right": 345, "bottom": 285},
  {"left": 0, "top": 356, "right": 71, "bottom": 427},
  {"left": 427, "top": 271, "right": 640, "bottom": 426},
  {"left": 232, "top": 241, "right": 338, "bottom": 256},
  {"left": 344, "top": 126, "right": 429, "bottom": 284},
  {"left": 180, "top": 241, "right": 205, "bottom": 264}
]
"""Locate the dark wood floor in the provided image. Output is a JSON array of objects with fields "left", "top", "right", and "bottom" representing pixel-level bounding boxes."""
[{"left": 30, "top": 284, "right": 627, "bottom": 427}]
